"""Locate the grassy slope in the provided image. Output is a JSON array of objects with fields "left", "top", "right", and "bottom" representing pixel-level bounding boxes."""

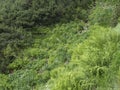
[
  {"left": 0, "top": 21, "right": 89, "bottom": 90},
  {"left": 1, "top": 21, "right": 120, "bottom": 90}
]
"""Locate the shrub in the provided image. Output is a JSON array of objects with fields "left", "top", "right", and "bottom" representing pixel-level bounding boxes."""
[
  {"left": 0, "top": 0, "right": 93, "bottom": 27},
  {"left": 0, "top": 24, "right": 31, "bottom": 73},
  {"left": 71, "top": 25, "right": 120, "bottom": 89},
  {"left": 89, "top": 2, "right": 116, "bottom": 27},
  {"left": 48, "top": 25, "right": 120, "bottom": 90}
]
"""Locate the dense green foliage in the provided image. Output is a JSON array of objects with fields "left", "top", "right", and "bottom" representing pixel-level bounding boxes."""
[
  {"left": 0, "top": 0, "right": 93, "bottom": 73},
  {"left": 1, "top": 0, "right": 120, "bottom": 90},
  {"left": 0, "top": 24, "right": 31, "bottom": 73},
  {"left": 49, "top": 25, "right": 120, "bottom": 90},
  {"left": 0, "top": 0, "right": 93, "bottom": 27},
  {"left": 89, "top": 0, "right": 120, "bottom": 27}
]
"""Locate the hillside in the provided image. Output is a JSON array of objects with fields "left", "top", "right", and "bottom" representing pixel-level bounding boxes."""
[{"left": 0, "top": 0, "right": 120, "bottom": 90}]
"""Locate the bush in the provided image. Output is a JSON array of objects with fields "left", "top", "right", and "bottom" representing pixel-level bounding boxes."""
[
  {"left": 0, "top": 0, "right": 93, "bottom": 73},
  {"left": 7, "top": 21, "right": 88, "bottom": 89},
  {"left": 0, "top": 24, "right": 31, "bottom": 73},
  {"left": 71, "top": 25, "right": 120, "bottom": 89},
  {"left": 0, "top": 0, "right": 93, "bottom": 27},
  {"left": 0, "top": 74, "right": 9, "bottom": 89},
  {"left": 8, "top": 70, "right": 39, "bottom": 90},
  {"left": 89, "top": 2, "right": 116, "bottom": 27},
  {"left": 47, "top": 25, "right": 120, "bottom": 90}
]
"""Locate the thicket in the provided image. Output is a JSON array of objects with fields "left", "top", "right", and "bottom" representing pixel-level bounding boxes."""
[
  {"left": 48, "top": 25, "right": 120, "bottom": 90},
  {"left": 1, "top": 0, "right": 120, "bottom": 90},
  {"left": 0, "top": 21, "right": 88, "bottom": 89},
  {"left": 0, "top": 0, "right": 93, "bottom": 27},
  {"left": 89, "top": 0, "right": 120, "bottom": 27},
  {"left": 0, "top": 0, "right": 93, "bottom": 73}
]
